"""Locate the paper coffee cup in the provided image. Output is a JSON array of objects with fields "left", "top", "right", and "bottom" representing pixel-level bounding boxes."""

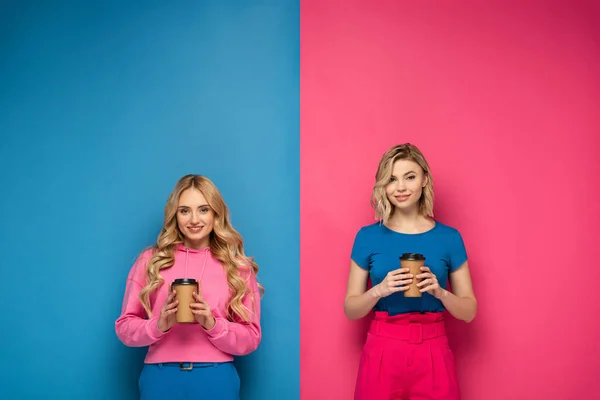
[
  {"left": 400, "top": 253, "right": 426, "bottom": 297},
  {"left": 172, "top": 278, "right": 198, "bottom": 323}
]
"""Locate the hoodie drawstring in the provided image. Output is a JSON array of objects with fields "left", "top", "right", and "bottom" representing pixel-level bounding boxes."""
[
  {"left": 184, "top": 248, "right": 190, "bottom": 278},
  {"left": 183, "top": 247, "right": 209, "bottom": 282},
  {"left": 199, "top": 248, "right": 208, "bottom": 281}
]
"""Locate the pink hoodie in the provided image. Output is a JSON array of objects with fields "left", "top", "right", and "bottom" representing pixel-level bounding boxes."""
[{"left": 115, "top": 244, "right": 261, "bottom": 363}]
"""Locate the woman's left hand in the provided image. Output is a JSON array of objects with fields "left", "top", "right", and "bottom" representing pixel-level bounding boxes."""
[
  {"left": 416, "top": 266, "right": 445, "bottom": 299},
  {"left": 190, "top": 291, "right": 216, "bottom": 330}
]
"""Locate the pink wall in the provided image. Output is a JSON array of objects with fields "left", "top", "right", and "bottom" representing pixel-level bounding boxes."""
[{"left": 300, "top": 1, "right": 600, "bottom": 399}]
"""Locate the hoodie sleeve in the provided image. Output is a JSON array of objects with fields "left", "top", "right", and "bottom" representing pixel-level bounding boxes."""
[
  {"left": 115, "top": 251, "right": 166, "bottom": 347},
  {"left": 203, "top": 269, "right": 262, "bottom": 356}
]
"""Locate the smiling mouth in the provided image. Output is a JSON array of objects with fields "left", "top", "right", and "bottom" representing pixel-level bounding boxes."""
[
  {"left": 188, "top": 226, "right": 203, "bottom": 233},
  {"left": 395, "top": 195, "right": 410, "bottom": 201}
]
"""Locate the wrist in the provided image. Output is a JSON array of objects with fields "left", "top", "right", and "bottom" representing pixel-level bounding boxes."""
[
  {"left": 370, "top": 285, "right": 382, "bottom": 299},
  {"left": 156, "top": 317, "right": 171, "bottom": 337},
  {"left": 436, "top": 288, "right": 449, "bottom": 300},
  {"left": 202, "top": 316, "right": 216, "bottom": 330},
  {"left": 157, "top": 320, "right": 167, "bottom": 333}
]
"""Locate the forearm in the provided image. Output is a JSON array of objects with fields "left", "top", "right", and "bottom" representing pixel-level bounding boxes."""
[
  {"left": 115, "top": 315, "right": 166, "bottom": 347},
  {"left": 439, "top": 289, "right": 477, "bottom": 323},
  {"left": 205, "top": 274, "right": 262, "bottom": 356},
  {"left": 205, "top": 318, "right": 261, "bottom": 356},
  {"left": 115, "top": 278, "right": 166, "bottom": 346},
  {"left": 344, "top": 286, "right": 381, "bottom": 320}
]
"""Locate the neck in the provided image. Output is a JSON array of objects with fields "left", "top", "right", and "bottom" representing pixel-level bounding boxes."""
[
  {"left": 386, "top": 207, "right": 431, "bottom": 232},
  {"left": 389, "top": 206, "right": 420, "bottom": 223},
  {"left": 183, "top": 239, "right": 210, "bottom": 250}
]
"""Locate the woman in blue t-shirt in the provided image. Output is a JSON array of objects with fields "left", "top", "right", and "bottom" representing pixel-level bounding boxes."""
[{"left": 344, "top": 143, "right": 477, "bottom": 400}]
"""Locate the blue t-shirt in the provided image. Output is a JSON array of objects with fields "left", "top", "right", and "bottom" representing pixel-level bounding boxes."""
[{"left": 351, "top": 221, "right": 467, "bottom": 315}]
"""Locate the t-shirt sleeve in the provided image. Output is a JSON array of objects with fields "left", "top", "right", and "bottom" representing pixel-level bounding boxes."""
[
  {"left": 449, "top": 229, "right": 468, "bottom": 272},
  {"left": 351, "top": 228, "right": 371, "bottom": 270}
]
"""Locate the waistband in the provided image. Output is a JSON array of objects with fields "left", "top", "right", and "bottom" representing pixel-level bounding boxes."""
[
  {"left": 146, "top": 361, "right": 232, "bottom": 371},
  {"left": 369, "top": 312, "right": 446, "bottom": 344}
]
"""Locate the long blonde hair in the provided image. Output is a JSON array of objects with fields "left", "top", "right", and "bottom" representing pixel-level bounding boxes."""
[
  {"left": 139, "top": 174, "right": 262, "bottom": 322},
  {"left": 371, "top": 143, "right": 434, "bottom": 223}
]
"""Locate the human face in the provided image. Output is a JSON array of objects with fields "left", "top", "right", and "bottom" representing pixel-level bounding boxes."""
[
  {"left": 176, "top": 188, "right": 215, "bottom": 249},
  {"left": 385, "top": 159, "right": 428, "bottom": 213}
]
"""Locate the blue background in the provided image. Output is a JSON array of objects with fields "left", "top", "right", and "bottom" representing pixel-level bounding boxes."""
[{"left": 0, "top": 1, "right": 299, "bottom": 399}]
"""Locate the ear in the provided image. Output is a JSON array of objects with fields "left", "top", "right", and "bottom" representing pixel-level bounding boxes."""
[{"left": 422, "top": 173, "right": 429, "bottom": 188}]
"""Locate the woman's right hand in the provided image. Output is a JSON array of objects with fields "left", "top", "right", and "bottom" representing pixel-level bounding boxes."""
[
  {"left": 157, "top": 289, "right": 178, "bottom": 332},
  {"left": 373, "top": 268, "right": 413, "bottom": 298}
]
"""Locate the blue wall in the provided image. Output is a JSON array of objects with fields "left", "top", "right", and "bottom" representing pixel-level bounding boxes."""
[{"left": 0, "top": 1, "right": 299, "bottom": 399}]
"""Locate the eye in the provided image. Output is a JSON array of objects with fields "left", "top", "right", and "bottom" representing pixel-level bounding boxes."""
[
  {"left": 179, "top": 209, "right": 190, "bottom": 215},
  {"left": 406, "top": 175, "right": 416, "bottom": 180},
  {"left": 200, "top": 207, "right": 210, "bottom": 214},
  {"left": 388, "top": 177, "right": 397, "bottom": 183}
]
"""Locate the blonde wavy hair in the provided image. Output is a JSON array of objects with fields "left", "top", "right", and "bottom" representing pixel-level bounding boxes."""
[
  {"left": 372, "top": 143, "right": 434, "bottom": 223},
  {"left": 139, "top": 174, "right": 262, "bottom": 322}
]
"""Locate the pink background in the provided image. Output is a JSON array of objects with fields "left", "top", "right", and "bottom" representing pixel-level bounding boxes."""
[{"left": 301, "top": 1, "right": 600, "bottom": 399}]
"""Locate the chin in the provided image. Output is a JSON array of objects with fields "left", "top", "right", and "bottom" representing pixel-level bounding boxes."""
[
  {"left": 393, "top": 202, "right": 418, "bottom": 211},
  {"left": 185, "top": 233, "right": 206, "bottom": 241}
]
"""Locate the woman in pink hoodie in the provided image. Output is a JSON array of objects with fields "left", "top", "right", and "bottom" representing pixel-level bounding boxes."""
[{"left": 116, "top": 174, "right": 262, "bottom": 400}]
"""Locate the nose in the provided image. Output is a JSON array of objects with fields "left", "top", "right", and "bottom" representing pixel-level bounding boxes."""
[
  {"left": 190, "top": 211, "right": 200, "bottom": 224},
  {"left": 395, "top": 180, "right": 407, "bottom": 193}
]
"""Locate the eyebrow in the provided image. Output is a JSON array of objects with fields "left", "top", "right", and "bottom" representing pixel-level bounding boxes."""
[
  {"left": 177, "top": 204, "right": 210, "bottom": 209},
  {"left": 391, "top": 171, "right": 417, "bottom": 178}
]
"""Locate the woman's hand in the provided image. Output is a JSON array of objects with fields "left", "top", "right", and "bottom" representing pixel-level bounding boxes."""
[
  {"left": 416, "top": 266, "right": 445, "bottom": 299},
  {"left": 373, "top": 267, "right": 414, "bottom": 298},
  {"left": 157, "top": 289, "right": 178, "bottom": 332},
  {"left": 190, "top": 291, "right": 216, "bottom": 330}
]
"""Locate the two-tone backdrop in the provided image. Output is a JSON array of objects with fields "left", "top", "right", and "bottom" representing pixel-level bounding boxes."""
[{"left": 2, "top": 1, "right": 599, "bottom": 399}]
